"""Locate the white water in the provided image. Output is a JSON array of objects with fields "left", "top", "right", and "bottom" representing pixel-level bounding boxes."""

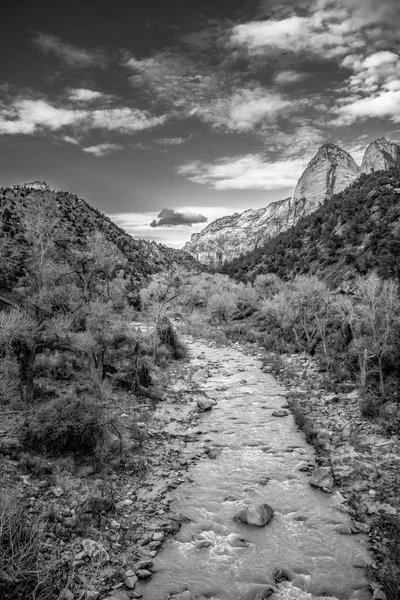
[{"left": 137, "top": 340, "right": 371, "bottom": 600}]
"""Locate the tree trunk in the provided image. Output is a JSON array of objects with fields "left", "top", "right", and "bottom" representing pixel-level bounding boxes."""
[
  {"left": 377, "top": 355, "right": 385, "bottom": 398},
  {"left": 19, "top": 343, "right": 36, "bottom": 404},
  {"left": 359, "top": 348, "right": 368, "bottom": 389}
]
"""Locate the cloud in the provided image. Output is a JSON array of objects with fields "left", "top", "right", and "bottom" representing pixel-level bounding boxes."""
[
  {"left": 155, "top": 137, "right": 189, "bottom": 146},
  {"left": 90, "top": 107, "right": 166, "bottom": 132},
  {"left": 229, "top": 0, "right": 400, "bottom": 63},
  {"left": 126, "top": 51, "right": 294, "bottom": 132},
  {"left": 336, "top": 90, "right": 400, "bottom": 124},
  {"left": 68, "top": 88, "right": 106, "bottom": 102},
  {"left": 109, "top": 207, "right": 239, "bottom": 248},
  {"left": 274, "top": 70, "right": 311, "bottom": 86},
  {"left": 341, "top": 51, "right": 400, "bottom": 94},
  {"left": 0, "top": 99, "right": 87, "bottom": 135},
  {"left": 82, "top": 143, "right": 123, "bottom": 157},
  {"left": 63, "top": 135, "right": 80, "bottom": 145},
  {"left": 150, "top": 208, "right": 207, "bottom": 227},
  {"left": 33, "top": 32, "right": 107, "bottom": 68},
  {"left": 0, "top": 97, "right": 167, "bottom": 136},
  {"left": 259, "top": 124, "right": 326, "bottom": 157},
  {"left": 178, "top": 154, "right": 306, "bottom": 190},
  {"left": 204, "top": 87, "right": 291, "bottom": 131}
]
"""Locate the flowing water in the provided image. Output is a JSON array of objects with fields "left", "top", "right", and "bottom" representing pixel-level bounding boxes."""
[{"left": 137, "top": 339, "right": 371, "bottom": 600}]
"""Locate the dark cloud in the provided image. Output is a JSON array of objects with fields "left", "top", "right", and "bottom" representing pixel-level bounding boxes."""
[{"left": 150, "top": 208, "right": 207, "bottom": 227}]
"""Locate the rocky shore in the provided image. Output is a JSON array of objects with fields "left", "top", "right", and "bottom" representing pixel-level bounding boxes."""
[
  {"left": 267, "top": 352, "right": 400, "bottom": 598},
  {"left": 1, "top": 336, "right": 399, "bottom": 600}
]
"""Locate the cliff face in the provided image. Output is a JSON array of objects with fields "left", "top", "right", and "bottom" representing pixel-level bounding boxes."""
[
  {"left": 184, "top": 142, "right": 361, "bottom": 266},
  {"left": 361, "top": 138, "right": 400, "bottom": 174},
  {"left": 293, "top": 143, "right": 360, "bottom": 209}
]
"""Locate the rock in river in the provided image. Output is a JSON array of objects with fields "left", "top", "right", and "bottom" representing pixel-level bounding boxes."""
[
  {"left": 197, "top": 398, "right": 213, "bottom": 412},
  {"left": 309, "top": 466, "right": 334, "bottom": 493},
  {"left": 272, "top": 410, "right": 289, "bottom": 417},
  {"left": 233, "top": 503, "right": 274, "bottom": 527}
]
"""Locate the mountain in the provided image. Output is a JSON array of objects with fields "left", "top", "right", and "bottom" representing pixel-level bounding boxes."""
[
  {"left": 222, "top": 168, "right": 400, "bottom": 286},
  {"left": 361, "top": 138, "right": 400, "bottom": 174},
  {"left": 184, "top": 138, "right": 400, "bottom": 266},
  {"left": 292, "top": 144, "right": 360, "bottom": 211},
  {"left": 0, "top": 182, "right": 200, "bottom": 288}
]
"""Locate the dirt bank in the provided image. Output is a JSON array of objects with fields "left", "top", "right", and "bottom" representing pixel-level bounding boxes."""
[{"left": 268, "top": 352, "right": 400, "bottom": 599}]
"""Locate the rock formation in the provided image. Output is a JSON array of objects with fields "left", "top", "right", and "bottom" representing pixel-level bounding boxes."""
[
  {"left": 184, "top": 142, "right": 362, "bottom": 265},
  {"left": 292, "top": 143, "right": 360, "bottom": 211},
  {"left": 361, "top": 138, "right": 400, "bottom": 174}
]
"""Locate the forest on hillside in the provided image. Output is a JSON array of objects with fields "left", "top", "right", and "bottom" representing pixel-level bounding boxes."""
[{"left": 222, "top": 169, "right": 400, "bottom": 286}]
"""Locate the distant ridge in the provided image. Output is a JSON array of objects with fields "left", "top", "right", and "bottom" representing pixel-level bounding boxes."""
[
  {"left": 183, "top": 137, "right": 400, "bottom": 266},
  {"left": 0, "top": 183, "right": 200, "bottom": 286}
]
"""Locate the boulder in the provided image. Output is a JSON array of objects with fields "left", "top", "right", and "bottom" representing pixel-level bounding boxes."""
[
  {"left": 233, "top": 503, "right": 274, "bottom": 527},
  {"left": 310, "top": 467, "right": 334, "bottom": 493},
  {"left": 272, "top": 410, "right": 289, "bottom": 417},
  {"left": 197, "top": 398, "right": 213, "bottom": 412}
]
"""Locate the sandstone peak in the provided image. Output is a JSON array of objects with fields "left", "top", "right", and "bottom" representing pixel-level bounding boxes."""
[
  {"left": 361, "top": 137, "right": 400, "bottom": 174},
  {"left": 12, "top": 181, "right": 52, "bottom": 192},
  {"left": 293, "top": 143, "right": 360, "bottom": 205}
]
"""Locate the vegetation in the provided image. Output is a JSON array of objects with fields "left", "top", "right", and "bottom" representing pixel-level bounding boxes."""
[
  {"left": 222, "top": 168, "right": 400, "bottom": 286},
  {"left": 0, "top": 189, "right": 192, "bottom": 598}
]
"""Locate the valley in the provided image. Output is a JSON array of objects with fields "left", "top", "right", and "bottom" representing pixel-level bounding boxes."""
[{"left": 1, "top": 155, "right": 400, "bottom": 600}]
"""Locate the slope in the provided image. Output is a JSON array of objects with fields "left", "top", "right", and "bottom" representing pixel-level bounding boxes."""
[
  {"left": 0, "top": 182, "right": 199, "bottom": 289},
  {"left": 222, "top": 169, "right": 400, "bottom": 286}
]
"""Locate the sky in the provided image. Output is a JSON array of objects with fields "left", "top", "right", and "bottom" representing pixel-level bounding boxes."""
[{"left": 1, "top": 0, "right": 400, "bottom": 248}]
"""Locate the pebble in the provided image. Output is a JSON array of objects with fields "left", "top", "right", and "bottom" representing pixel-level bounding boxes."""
[{"left": 136, "top": 569, "right": 152, "bottom": 578}]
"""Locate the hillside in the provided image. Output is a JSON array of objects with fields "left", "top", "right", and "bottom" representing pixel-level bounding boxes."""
[
  {"left": 184, "top": 138, "right": 400, "bottom": 267},
  {"left": 0, "top": 182, "right": 199, "bottom": 289},
  {"left": 222, "top": 169, "right": 400, "bottom": 286}
]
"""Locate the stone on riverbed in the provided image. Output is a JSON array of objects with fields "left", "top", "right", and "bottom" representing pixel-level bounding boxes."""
[
  {"left": 272, "top": 410, "right": 289, "bottom": 417},
  {"left": 233, "top": 503, "right": 274, "bottom": 527},
  {"left": 310, "top": 467, "right": 334, "bottom": 493},
  {"left": 197, "top": 398, "right": 213, "bottom": 412}
]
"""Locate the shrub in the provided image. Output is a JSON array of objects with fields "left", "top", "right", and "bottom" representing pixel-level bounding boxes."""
[
  {"left": 373, "top": 514, "right": 400, "bottom": 600},
  {"left": 359, "top": 393, "right": 381, "bottom": 419},
  {"left": 157, "top": 318, "right": 187, "bottom": 360},
  {"left": 20, "top": 395, "right": 109, "bottom": 457},
  {"left": 0, "top": 491, "right": 64, "bottom": 599}
]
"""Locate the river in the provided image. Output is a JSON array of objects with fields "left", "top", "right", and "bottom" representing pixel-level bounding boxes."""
[{"left": 136, "top": 338, "right": 371, "bottom": 600}]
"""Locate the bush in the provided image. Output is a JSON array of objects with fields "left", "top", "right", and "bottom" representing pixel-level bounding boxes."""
[
  {"left": 359, "top": 393, "right": 381, "bottom": 419},
  {"left": 20, "top": 395, "right": 109, "bottom": 457},
  {"left": 157, "top": 318, "right": 187, "bottom": 360},
  {"left": 0, "top": 491, "right": 63, "bottom": 599},
  {"left": 373, "top": 514, "right": 400, "bottom": 600}
]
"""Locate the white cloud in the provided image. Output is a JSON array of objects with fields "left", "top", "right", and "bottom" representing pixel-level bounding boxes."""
[
  {"left": 82, "top": 143, "right": 123, "bottom": 157},
  {"left": 63, "top": 135, "right": 80, "bottom": 145},
  {"left": 90, "top": 107, "right": 166, "bottom": 133},
  {"left": 126, "top": 52, "right": 292, "bottom": 132},
  {"left": 201, "top": 87, "right": 291, "bottom": 131},
  {"left": 155, "top": 137, "right": 188, "bottom": 146},
  {"left": 230, "top": 15, "right": 348, "bottom": 59},
  {"left": 0, "top": 99, "right": 87, "bottom": 134},
  {"left": 68, "top": 88, "right": 105, "bottom": 102},
  {"left": 230, "top": 0, "right": 400, "bottom": 66},
  {"left": 0, "top": 97, "right": 167, "bottom": 136},
  {"left": 178, "top": 154, "right": 306, "bottom": 190},
  {"left": 337, "top": 90, "right": 400, "bottom": 124},
  {"left": 362, "top": 51, "right": 399, "bottom": 69},
  {"left": 33, "top": 32, "right": 106, "bottom": 68},
  {"left": 274, "top": 70, "right": 310, "bottom": 86}
]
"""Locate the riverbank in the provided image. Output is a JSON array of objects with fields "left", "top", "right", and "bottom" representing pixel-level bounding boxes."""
[
  {"left": 268, "top": 352, "right": 400, "bottom": 600},
  {"left": 0, "top": 345, "right": 209, "bottom": 600},
  {"left": 1, "top": 335, "right": 396, "bottom": 600}
]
